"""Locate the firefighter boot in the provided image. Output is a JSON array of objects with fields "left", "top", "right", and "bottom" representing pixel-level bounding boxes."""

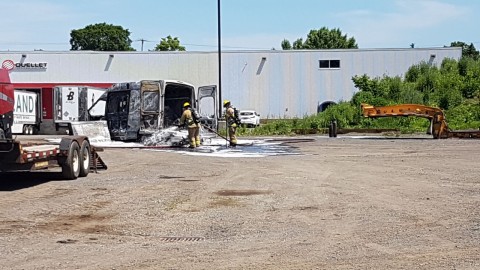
[
  {"left": 189, "top": 138, "right": 196, "bottom": 149},
  {"left": 196, "top": 137, "right": 201, "bottom": 147}
]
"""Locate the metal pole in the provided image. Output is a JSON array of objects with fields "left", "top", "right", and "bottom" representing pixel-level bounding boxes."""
[
  {"left": 218, "top": 0, "right": 227, "bottom": 147},
  {"left": 217, "top": 0, "right": 222, "bottom": 128}
]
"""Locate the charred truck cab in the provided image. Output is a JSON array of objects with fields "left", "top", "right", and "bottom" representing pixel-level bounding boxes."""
[{"left": 105, "top": 80, "right": 217, "bottom": 141}]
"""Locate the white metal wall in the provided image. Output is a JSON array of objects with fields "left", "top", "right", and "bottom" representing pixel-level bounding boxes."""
[{"left": 0, "top": 48, "right": 461, "bottom": 118}]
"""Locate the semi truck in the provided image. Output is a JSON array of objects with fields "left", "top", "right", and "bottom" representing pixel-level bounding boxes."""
[
  {"left": 0, "top": 69, "right": 106, "bottom": 180},
  {"left": 101, "top": 80, "right": 217, "bottom": 141},
  {"left": 12, "top": 90, "right": 41, "bottom": 135},
  {"left": 53, "top": 85, "right": 107, "bottom": 133}
]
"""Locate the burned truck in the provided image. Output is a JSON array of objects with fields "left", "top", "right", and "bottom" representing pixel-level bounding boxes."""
[{"left": 104, "top": 80, "right": 217, "bottom": 141}]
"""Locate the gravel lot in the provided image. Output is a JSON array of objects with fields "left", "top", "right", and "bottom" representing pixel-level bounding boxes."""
[{"left": 1, "top": 135, "right": 479, "bottom": 269}]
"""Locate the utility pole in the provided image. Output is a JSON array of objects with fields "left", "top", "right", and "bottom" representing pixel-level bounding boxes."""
[
  {"left": 218, "top": 0, "right": 222, "bottom": 126},
  {"left": 218, "top": 0, "right": 227, "bottom": 146},
  {"left": 137, "top": 39, "right": 147, "bottom": 51}
]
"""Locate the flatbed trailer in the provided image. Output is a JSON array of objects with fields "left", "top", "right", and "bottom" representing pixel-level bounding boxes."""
[
  {"left": 1, "top": 68, "right": 106, "bottom": 179},
  {"left": 0, "top": 135, "right": 106, "bottom": 179}
]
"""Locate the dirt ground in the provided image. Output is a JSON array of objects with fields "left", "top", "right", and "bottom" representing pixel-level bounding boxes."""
[{"left": 0, "top": 135, "right": 479, "bottom": 270}]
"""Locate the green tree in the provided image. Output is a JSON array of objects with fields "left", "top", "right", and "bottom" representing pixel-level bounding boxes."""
[
  {"left": 154, "top": 35, "right": 186, "bottom": 51},
  {"left": 405, "top": 64, "right": 421, "bottom": 82},
  {"left": 282, "top": 27, "right": 358, "bottom": 50},
  {"left": 398, "top": 83, "right": 424, "bottom": 104},
  {"left": 70, "top": 23, "right": 134, "bottom": 51},
  {"left": 457, "top": 57, "right": 480, "bottom": 98},
  {"left": 431, "top": 72, "right": 463, "bottom": 109},
  {"left": 281, "top": 39, "right": 292, "bottom": 50},
  {"left": 352, "top": 75, "right": 380, "bottom": 96},
  {"left": 292, "top": 38, "right": 304, "bottom": 49},
  {"left": 450, "top": 41, "right": 479, "bottom": 60},
  {"left": 405, "top": 62, "right": 440, "bottom": 104}
]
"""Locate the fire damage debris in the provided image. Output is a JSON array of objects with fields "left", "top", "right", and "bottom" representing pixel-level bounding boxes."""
[
  {"left": 142, "top": 126, "right": 189, "bottom": 147},
  {"left": 62, "top": 121, "right": 304, "bottom": 157}
]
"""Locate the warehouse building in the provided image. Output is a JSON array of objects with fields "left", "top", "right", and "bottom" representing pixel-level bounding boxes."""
[{"left": 0, "top": 48, "right": 461, "bottom": 134}]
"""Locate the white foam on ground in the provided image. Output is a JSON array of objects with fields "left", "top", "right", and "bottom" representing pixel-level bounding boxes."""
[
  {"left": 142, "top": 126, "right": 189, "bottom": 146},
  {"left": 44, "top": 126, "right": 300, "bottom": 157},
  {"left": 148, "top": 139, "right": 300, "bottom": 158},
  {"left": 152, "top": 147, "right": 266, "bottom": 158}
]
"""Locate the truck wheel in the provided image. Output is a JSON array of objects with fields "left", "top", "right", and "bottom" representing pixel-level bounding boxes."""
[
  {"left": 61, "top": 141, "right": 80, "bottom": 180},
  {"left": 28, "top": 125, "right": 34, "bottom": 135},
  {"left": 22, "top": 125, "right": 28, "bottom": 135},
  {"left": 79, "top": 140, "right": 91, "bottom": 177}
]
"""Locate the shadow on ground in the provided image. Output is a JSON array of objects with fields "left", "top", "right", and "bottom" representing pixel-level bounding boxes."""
[{"left": 0, "top": 172, "right": 66, "bottom": 191}]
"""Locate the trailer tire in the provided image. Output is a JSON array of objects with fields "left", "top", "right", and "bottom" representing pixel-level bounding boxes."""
[
  {"left": 23, "top": 125, "right": 33, "bottom": 135},
  {"left": 61, "top": 141, "right": 80, "bottom": 180},
  {"left": 79, "top": 140, "right": 91, "bottom": 177}
]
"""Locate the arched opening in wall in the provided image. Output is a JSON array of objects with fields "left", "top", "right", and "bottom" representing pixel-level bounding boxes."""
[{"left": 317, "top": 101, "right": 337, "bottom": 113}]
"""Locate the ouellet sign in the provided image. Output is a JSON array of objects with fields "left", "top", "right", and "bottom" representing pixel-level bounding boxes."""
[{"left": 1, "top": 59, "right": 48, "bottom": 71}]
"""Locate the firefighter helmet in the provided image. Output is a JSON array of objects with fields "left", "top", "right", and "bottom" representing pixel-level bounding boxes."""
[
  {"left": 183, "top": 102, "right": 190, "bottom": 108},
  {"left": 223, "top": 100, "right": 230, "bottom": 107}
]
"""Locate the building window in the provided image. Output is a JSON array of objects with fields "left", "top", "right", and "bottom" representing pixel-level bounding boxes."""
[
  {"left": 319, "top": 60, "right": 329, "bottom": 68},
  {"left": 319, "top": 59, "right": 340, "bottom": 69}
]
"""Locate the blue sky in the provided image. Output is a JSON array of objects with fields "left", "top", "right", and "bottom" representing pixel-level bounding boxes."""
[{"left": 1, "top": 0, "right": 479, "bottom": 51}]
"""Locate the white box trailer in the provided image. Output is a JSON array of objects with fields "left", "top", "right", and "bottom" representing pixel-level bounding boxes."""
[
  {"left": 53, "top": 86, "right": 107, "bottom": 132},
  {"left": 12, "top": 90, "right": 41, "bottom": 135}
]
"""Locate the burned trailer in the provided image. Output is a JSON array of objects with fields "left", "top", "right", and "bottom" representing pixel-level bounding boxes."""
[{"left": 106, "top": 80, "right": 207, "bottom": 141}]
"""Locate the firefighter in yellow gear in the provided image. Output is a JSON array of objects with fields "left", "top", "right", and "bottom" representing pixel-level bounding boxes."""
[
  {"left": 180, "top": 102, "right": 201, "bottom": 148},
  {"left": 223, "top": 100, "right": 238, "bottom": 147}
]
